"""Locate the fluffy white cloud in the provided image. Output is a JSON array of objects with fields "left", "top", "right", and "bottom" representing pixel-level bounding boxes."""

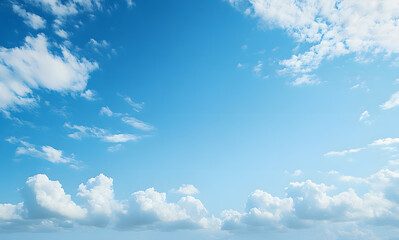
[
  {"left": 24, "top": 174, "right": 87, "bottom": 219},
  {"left": 381, "top": 90, "right": 399, "bottom": 110},
  {"left": 173, "top": 184, "right": 200, "bottom": 195},
  {"left": 12, "top": 4, "right": 46, "bottom": 30},
  {"left": 370, "top": 138, "right": 399, "bottom": 146},
  {"left": 6, "top": 137, "right": 74, "bottom": 164},
  {"left": 117, "top": 188, "right": 217, "bottom": 230},
  {"left": 0, "top": 203, "right": 23, "bottom": 220},
  {"left": 230, "top": 0, "right": 399, "bottom": 84},
  {"left": 0, "top": 34, "right": 98, "bottom": 109}
]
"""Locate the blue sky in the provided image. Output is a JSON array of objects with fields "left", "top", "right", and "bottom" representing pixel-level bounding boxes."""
[{"left": 2, "top": 0, "right": 399, "bottom": 239}]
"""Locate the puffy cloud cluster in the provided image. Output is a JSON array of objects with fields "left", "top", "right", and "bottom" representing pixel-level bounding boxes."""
[
  {"left": 221, "top": 168, "right": 399, "bottom": 231},
  {"left": 0, "top": 34, "right": 98, "bottom": 110},
  {"left": 0, "top": 174, "right": 217, "bottom": 232},
  {"left": 230, "top": 0, "right": 399, "bottom": 85}
]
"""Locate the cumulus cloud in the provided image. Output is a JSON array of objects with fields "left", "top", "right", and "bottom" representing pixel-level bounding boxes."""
[
  {"left": 12, "top": 4, "right": 46, "bottom": 30},
  {"left": 0, "top": 34, "right": 98, "bottom": 110},
  {"left": 24, "top": 174, "right": 87, "bottom": 219},
  {"left": 230, "top": 0, "right": 399, "bottom": 84},
  {"left": 64, "top": 123, "right": 140, "bottom": 143},
  {"left": 0, "top": 174, "right": 218, "bottom": 232},
  {"left": 6, "top": 137, "right": 74, "bottom": 164}
]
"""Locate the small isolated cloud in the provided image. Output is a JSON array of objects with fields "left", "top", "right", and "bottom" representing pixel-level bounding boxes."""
[
  {"left": 292, "top": 169, "right": 303, "bottom": 177},
  {"left": 126, "top": 0, "right": 136, "bottom": 8},
  {"left": 241, "top": 44, "right": 248, "bottom": 50},
  {"left": 172, "top": 184, "right": 200, "bottom": 195},
  {"left": 12, "top": 4, "right": 46, "bottom": 30},
  {"left": 359, "top": 110, "right": 370, "bottom": 121},
  {"left": 100, "top": 106, "right": 114, "bottom": 117},
  {"left": 253, "top": 61, "right": 262, "bottom": 74},
  {"left": 6, "top": 137, "right": 74, "bottom": 164},
  {"left": 237, "top": 63, "right": 243, "bottom": 68},
  {"left": 291, "top": 74, "right": 319, "bottom": 86},
  {"left": 107, "top": 144, "right": 122, "bottom": 152},
  {"left": 324, "top": 148, "right": 364, "bottom": 156},
  {"left": 80, "top": 89, "right": 97, "bottom": 101},
  {"left": 381, "top": 91, "right": 399, "bottom": 110}
]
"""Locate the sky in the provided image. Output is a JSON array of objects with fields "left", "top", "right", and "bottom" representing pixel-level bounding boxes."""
[{"left": 1, "top": 0, "right": 399, "bottom": 239}]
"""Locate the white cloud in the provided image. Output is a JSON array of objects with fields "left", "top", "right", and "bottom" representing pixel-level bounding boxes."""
[
  {"left": 80, "top": 89, "right": 97, "bottom": 101},
  {"left": 292, "top": 169, "right": 303, "bottom": 177},
  {"left": 26, "top": 0, "right": 103, "bottom": 17},
  {"left": 121, "top": 117, "right": 154, "bottom": 131},
  {"left": 24, "top": 174, "right": 87, "bottom": 219},
  {"left": 291, "top": 74, "right": 319, "bottom": 86},
  {"left": 100, "top": 106, "right": 114, "bottom": 117},
  {"left": 6, "top": 137, "right": 74, "bottom": 164},
  {"left": 0, "top": 203, "right": 23, "bottom": 220},
  {"left": 370, "top": 138, "right": 399, "bottom": 146},
  {"left": 100, "top": 106, "right": 154, "bottom": 131},
  {"left": 359, "top": 110, "right": 370, "bottom": 121},
  {"left": 324, "top": 148, "right": 364, "bottom": 156},
  {"left": 55, "top": 29, "right": 69, "bottom": 39},
  {"left": 253, "top": 61, "right": 263, "bottom": 74},
  {"left": 173, "top": 184, "right": 200, "bottom": 195},
  {"left": 121, "top": 95, "right": 144, "bottom": 112},
  {"left": 0, "top": 34, "right": 98, "bottom": 110},
  {"left": 107, "top": 144, "right": 122, "bottom": 152},
  {"left": 230, "top": 0, "right": 399, "bottom": 81},
  {"left": 64, "top": 123, "right": 140, "bottom": 143},
  {"left": 126, "top": 0, "right": 136, "bottom": 8},
  {"left": 102, "top": 134, "right": 139, "bottom": 143},
  {"left": 381, "top": 90, "right": 399, "bottom": 110},
  {"left": 12, "top": 4, "right": 46, "bottom": 30}
]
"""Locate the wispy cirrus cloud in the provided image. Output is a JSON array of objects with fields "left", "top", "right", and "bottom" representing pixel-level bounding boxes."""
[
  {"left": 6, "top": 137, "right": 75, "bottom": 164},
  {"left": 64, "top": 123, "right": 140, "bottom": 143}
]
